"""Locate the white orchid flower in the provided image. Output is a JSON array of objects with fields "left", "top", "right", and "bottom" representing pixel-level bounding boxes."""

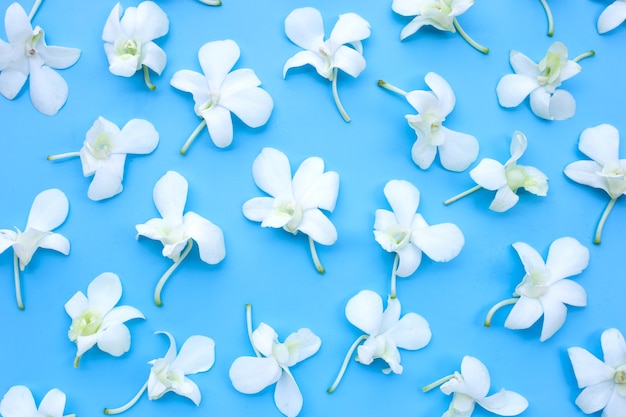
[
  {"left": 485, "top": 237, "right": 589, "bottom": 342},
  {"left": 379, "top": 72, "right": 479, "bottom": 172},
  {"left": 391, "top": 0, "right": 487, "bottom": 53},
  {"left": 47, "top": 116, "right": 159, "bottom": 201},
  {"left": 0, "top": 2, "right": 80, "bottom": 115},
  {"left": 496, "top": 42, "right": 594, "bottom": 121},
  {"left": 242, "top": 147, "right": 339, "bottom": 274},
  {"left": 0, "top": 188, "right": 69, "bottom": 310},
  {"left": 598, "top": 0, "right": 626, "bottom": 33},
  {"left": 102, "top": 1, "right": 169, "bottom": 90},
  {"left": 422, "top": 356, "right": 528, "bottom": 417},
  {"left": 568, "top": 328, "right": 626, "bottom": 417},
  {"left": 229, "top": 304, "right": 321, "bottom": 417},
  {"left": 0, "top": 385, "right": 75, "bottom": 417},
  {"left": 445, "top": 131, "right": 548, "bottom": 212},
  {"left": 564, "top": 124, "right": 626, "bottom": 244},
  {"left": 283, "top": 7, "right": 371, "bottom": 122},
  {"left": 64, "top": 272, "right": 145, "bottom": 367},
  {"left": 374, "top": 180, "right": 464, "bottom": 298},
  {"left": 170, "top": 39, "right": 273, "bottom": 153},
  {"left": 328, "top": 290, "right": 431, "bottom": 393},
  {"left": 136, "top": 171, "right": 225, "bottom": 306},
  {"left": 104, "top": 331, "right": 215, "bottom": 414}
]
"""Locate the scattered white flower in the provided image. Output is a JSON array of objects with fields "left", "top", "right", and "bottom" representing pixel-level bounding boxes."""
[
  {"left": 496, "top": 41, "right": 594, "bottom": 120},
  {"left": 374, "top": 179, "right": 464, "bottom": 298},
  {"left": 0, "top": 385, "right": 75, "bottom": 417},
  {"left": 0, "top": 2, "right": 80, "bottom": 115},
  {"left": 444, "top": 131, "right": 548, "bottom": 212},
  {"left": 0, "top": 188, "right": 69, "bottom": 310},
  {"left": 598, "top": 0, "right": 626, "bottom": 33},
  {"left": 64, "top": 272, "right": 145, "bottom": 367},
  {"left": 136, "top": 171, "right": 226, "bottom": 306},
  {"left": 391, "top": 0, "right": 488, "bottom": 53},
  {"left": 568, "top": 328, "right": 626, "bottom": 417},
  {"left": 170, "top": 39, "right": 273, "bottom": 153},
  {"left": 485, "top": 237, "right": 589, "bottom": 342},
  {"left": 229, "top": 304, "right": 321, "bottom": 417},
  {"left": 378, "top": 73, "right": 479, "bottom": 172},
  {"left": 283, "top": 7, "right": 371, "bottom": 122},
  {"left": 102, "top": 1, "right": 169, "bottom": 90},
  {"left": 564, "top": 123, "right": 626, "bottom": 244},
  {"left": 104, "top": 331, "right": 215, "bottom": 414},
  {"left": 242, "top": 147, "right": 339, "bottom": 274},
  {"left": 328, "top": 290, "right": 431, "bottom": 393},
  {"left": 422, "top": 356, "right": 528, "bottom": 417},
  {"left": 47, "top": 116, "right": 159, "bottom": 201}
]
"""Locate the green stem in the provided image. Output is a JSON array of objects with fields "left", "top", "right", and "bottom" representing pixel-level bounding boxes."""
[
  {"left": 444, "top": 185, "right": 482, "bottom": 206},
  {"left": 246, "top": 303, "right": 261, "bottom": 358},
  {"left": 103, "top": 381, "right": 148, "bottom": 415},
  {"left": 180, "top": 119, "right": 207, "bottom": 155},
  {"left": 331, "top": 68, "right": 350, "bottom": 123},
  {"left": 28, "top": 0, "right": 42, "bottom": 20},
  {"left": 390, "top": 253, "right": 399, "bottom": 299},
  {"left": 309, "top": 236, "right": 325, "bottom": 274},
  {"left": 74, "top": 355, "right": 81, "bottom": 368},
  {"left": 453, "top": 18, "right": 489, "bottom": 54},
  {"left": 594, "top": 198, "right": 616, "bottom": 245},
  {"left": 484, "top": 297, "right": 519, "bottom": 327},
  {"left": 198, "top": 0, "right": 221, "bottom": 4},
  {"left": 377, "top": 80, "right": 408, "bottom": 96},
  {"left": 47, "top": 151, "right": 80, "bottom": 161},
  {"left": 539, "top": 0, "right": 554, "bottom": 36},
  {"left": 422, "top": 374, "right": 455, "bottom": 392},
  {"left": 14, "top": 253, "right": 24, "bottom": 310},
  {"left": 327, "top": 334, "right": 368, "bottom": 393},
  {"left": 573, "top": 50, "right": 596, "bottom": 63},
  {"left": 143, "top": 65, "right": 156, "bottom": 91},
  {"left": 154, "top": 240, "right": 193, "bottom": 306}
]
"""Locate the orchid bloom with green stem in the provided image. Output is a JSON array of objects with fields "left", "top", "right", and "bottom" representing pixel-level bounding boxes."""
[
  {"left": 444, "top": 131, "right": 548, "bottom": 212},
  {"left": 391, "top": 0, "right": 488, "bottom": 54},
  {"left": 374, "top": 180, "right": 464, "bottom": 298},
  {"left": 104, "top": 331, "right": 215, "bottom": 415},
  {"left": 484, "top": 237, "right": 589, "bottom": 342},
  {"left": 564, "top": 124, "right": 626, "bottom": 244},
  {"left": 378, "top": 73, "right": 479, "bottom": 172},
  {"left": 229, "top": 304, "right": 321, "bottom": 417},
  {"left": 47, "top": 116, "right": 159, "bottom": 201},
  {"left": 0, "top": 1, "right": 80, "bottom": 115},
  {"left": 135, "top": 171, "right": 226, "bottom": 306},
  {"left": 242, "top": 147, "right": 339, "bottom": 274},
  {"left": 422, "top": 356, "right": 528, "bottom": 417},
  {"left": 0, "top": 188, "right": 69, "bottom": 310},
  {"left": 102, "top": 1, "right": 169, "bottom": 91},
  {"left": 597, "top": 0, "right": 626, "bottom": 33},
  {"left": 0, "top": 385, "right": 75, "bottom": 417},
  {"left": 328, "top": 290, "right": 431, "bottom": 393},
  {"left": 283, "top": 7, "right": 371, "bottom": 122},
  {"left": 64, "top": 272, "right": 144, "bottom": 367},
  {"left": 170, "top": 39, "right": 273, "bottom": 154}
]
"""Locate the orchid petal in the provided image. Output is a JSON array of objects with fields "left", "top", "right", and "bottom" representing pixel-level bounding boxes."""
[
  {"left": 29, "top": 62, "right": 69, "bottom": 116},
  {"left": 405, "top": 89, "right": 439, "bottom": 114},
  {"left": 38, "top": 388, "right": 67, "bottom": 417},
  {"left": 183, "top": 212, "right": 225, "bottom": 264},
  {"left": 575, "top": 381, "right": 615, "bottom": 414},
  {"left": 88, "top": 272, "right": 122, "bottom": 314},
  {"left": 102, "top": 305, "right": 144, "bottom": 327},
  {"left": 251, "top": 148, "right": 293, "bottom": 198},
  {"left": 97, "top": 323, "right": 131, "bottom": 356},
  {"left": 598, "top": 1, "right": 626, "bottom": 33},
  {"left": 411, "top": 222, "right": 464, "bottom": 262},
  {"left": 153, "top": 171, "right": 188, "bottom": 221},
  {"left": 399, "top": 17, "right": 430, "bottom": 40},
  {"left": 102, "top": 3, "right": 123, "bottom": 42},
  {"left": 284, "top": 328, "right": 321, "bottom": 366},
  {"left": 391, "top": 0, "right": 422, "bottom": 16},
  {"left": 383, "top": 180, "right": 419, "bottom": 227},
  {"left": 345, "top": 290, "right": 383, "bottom": 335},
  {"left": 478, "top": 389, "right": 529, "bottom": 416},
  {"left": 274, "top": 370, "right": 303, "bottom": 417},
  {"left": 602, "top": 328, "right": 626, "bottom": 368},
  {"left": 134, "top": 1, "right": 169, "bottom": 42},
  {"left": 4, "top": 4, "right": 32, "bottom": 45},
  {"left": 201, "top": 105, "right": 233, "bottom": 148},
  {"left": 64, "top": 291, "right": 88, "bottom": 319},
  {"left": 198, "top": 39, "right": 239, "bottom": 92},
  {"left": 496, "top": 74, "right": 538, "bottom": 108},
  {"left": 512, "top": 241, "right": 545, "bottom": 275},
  {"left": 0, "top": 69, "right": 27, "bottom": 100},
  {"left": 26, "top": 188, "right": 68, "bottom": 232},
  {"left": 411, "top": 137, "right": 437, "bottom": 170},
  {"left": 549, "top": 279, "right": 587, "bottom": 307},
  {"left": 297, "top": 208, "right": 337, "bottom": 245},
  {"left": 568, "top": 346, "right": 615, "bottom": 387},
  {"left": 87, "top": 156, "right": 125, "bottom": 201},
  {"left": 579, "top": 124, "right": 620, "bottom": 165},
  {"left": 283, "top": 50, "right": 327, "bottom": 78},
  {"left": 229, "top": 356, "right": 282, "bottom": 394},
  {"left": 460, "top": 356, "right": 491, "bottom": 399},
  {"left": 545, "top": 89, "right": 576, "bottom": 120},
  {"left": 545, "top": 237, "right": 589, "bottom": 282},
  {"left": 604, "top": 387, "right": 626, "bottom": 416},
  {"left": 242, "top": 197, "right": 274, "bottom": 222},
  {"left": 470, "top": 159, "right": 507, "bottom": 190},
  {"left": 252, "top": 322, "right": 279, "bottom": 358},
  {"left": 0, "top": 385, "right": 37, "bottom": 416},
  {"left": 220, "top": 84, "right": 273, "bottom": 128},
  {"left": 170, "top": 69, "right": 209, "bottom": 105},
  {"left": 425, "top": 72, "right": 455, "bottom": 116},
  {"left": 113, "top": 119, "right": 159, "bottom": 154},
  {"left": 489, "top": 186, "right": 520, "bottom": 212},
  {"left": 564, "top": 160, "right": 608, "bottom": 192},
  {"left": 395, "top": 243, "right": 422, "bottom": 277},
  {"left": 141, "top": 42, "right": 166, "bottom": 75},
  {"left": 527, "top": 88, "right": 555, "bottom": 120},
  {"left": 508, "top": 131, "right": 528, "bottom": 163},
  {"left": 332, "top": 45, "right": 367, "bottom": 78},
  {"left": 284, "top": 7, "right": 325, "bottom": 51},
  {"left": 171, "top": 377, "right": 202, "bottom": 405},
  {"left": 328, "top": 12, "right": 370, "bottom": 49},
  {"left": 293, "top": 157, "right": 338, "bottom": 212},
  {"left": 504, "top": 296, "right": 543, "bottom": 330},
  {"left": 37, "top": 44, "right": 80, "bottom": 70},
  {"left": 509, "top": 50, "right": 539, "bottom": 76},
  {"left": 438, "top": 127, "right": 479, "bottom": 172},
  {"left": 385, "top": 312, "right": 431, "bottom": 350},
  {"left": 171, "top": 335, "right": 215, "bottom": 374},
  {"left": 538, "top": 292, "right": 567, "bottom": 341}
]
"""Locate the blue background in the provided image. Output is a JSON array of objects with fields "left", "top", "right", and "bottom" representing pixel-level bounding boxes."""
[{"left": 0, "top": 0, "right": 625, "bottom": 416}]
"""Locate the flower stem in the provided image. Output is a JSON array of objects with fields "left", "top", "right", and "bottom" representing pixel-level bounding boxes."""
[
  {"left": 309, "top": 236, "right": 325, "bottom": 274},
  {"left": 143, "top": 65, "right": 156, "bottom": 91},
  {"left": 154, "top": 240, "right": 193, "bottom": 306},
  {"left": 444, "top": 185, "right": 482, "bottom": 206},
  {"left": 198, "top": 0, "right": 222, "bottom": 5},
  {"left": 74, "top": 355, "right": 81, "bottom": 368},
  {"left": 246, "top": 303, "right": 261, "bottom": 358},
  {"left": 47, "top": 152, "right": 80, "bottom": 161},
  {"left": 594, "top": 198, "right": 616, "bottom": 245},
  {"left": 377, "top": 80, "right": 408, "bottom": 96},
  {"left": 539, "top": 0, "right": 554, "bottom": 36},
  {"left": 180, "top": 119, "right": 207, "bottom": 155},
  {"left": 453, "top": 18, "right": 489, "bottom": 54},
  {"left": 331, "top": 68, "right": 350, "bottom": 123},
  {"left": 28, "top": 0, "right": 42, "bottom": 20},
  {"left": 573, "top": 50, "right": 596, "bottom": 63},
  {"left": 422, "top": 374, "right": 454, "bottom": 392},
  {"left": 327, "top": 334, "right": 368, "bottom": 393},
  {"left": 13, "top": 253, "right": 24, "bottom": 310},
  {"left": 103, "top": 381, "right": 148, "bottom": 415},
  {"left": 390, "top": 253, "right": 399, "bottom": 299},
  {"left": 484, "top": 297, "right": 519, "bottom": 327}
]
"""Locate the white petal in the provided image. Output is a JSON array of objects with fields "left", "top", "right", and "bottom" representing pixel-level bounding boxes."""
[
  {"left": 383, "top": 180, "right": 419, "bottom": 227},
  {"left": 155, "top": 330, "right": 178, "bottom": 363},
  {"left": 38, "top": 232, "right": 70, "bottom": 255},
  {"left": 220, "top": 85, "right": 273, "bottom": 128},
  {"left": 411, "top": 136, "right": 437, "bottom": 170},
  {"left": 141, "top": 42, "right": 166, "bottom": 75},
  {"left": 545, "top": 89, "right": 577, "bottom": 120},
  {"left": 332, "top": 45, "right": 367, "bottom": 78},
  {"left": 252, "top": 322, "right": 279, "bottom": 358},
  {"left": 114, "top": 119, "right": 159, "bottom": 154},
  {"left": 478, "top": 389, "right": 529, "bottom": 416},
  {"left": 283, "top": 50, "right": 327, "bottom": 78},
  {"left": 97, "top": 323, "right": 131, "bottom": 356},
  {"left": 328, "top": 12, "right": 370, "bottom": 49},
  {"left": 512, "top": 241, "right": 545, "bottom": 276},
  {"left": 405, "top": 89, "right": 439, "bottom": 114},
  {"left": 508, "top": 131, "right": 528, "bottom": 163},
  {"left": 133, "top": 1, "right": 169, "bottom": 42},
  {"left": 37, "top": 43, "right": 80, "bottom": 70},
  {"left": 171, "top": 377, "right": 202, "bottom": 406},
  {"left": 229, "top": 356, "right": 282, "bottom": 394},
  {"left": 496, "top": 74, "right": 538, "bottom": 108},
  {"left": 604, "top": 389, "right": 626, "bottom": 416},
  {"left": 153, "top": 171, "right": 187, "bottom": 221},
  {"left": 391, "top": 0, "right": 422, "bottom": 15},
  {"left": 0, "top": 232, "right": 16, "bottom": 254},
  {"left": 64, "top": 291, "right": 88, "bottom": 319},
  {"left": 274, "top": 370, "right": 303, "bottom": 417},
  {"left": 579, "top": 124, "right": 620, "bottom": 165},
  {"left": 106, "top": 49, "right": 140, "bottom": 77},
  {"left": 411, "top": 222, "right": 464, "bottom": 262},
  {"left": 385, "top": 312, "right": 431, "bottom": 350},
  {"left": 509, "top": 50, "right": 539, "bottom": 76},
  {"left": 28, "top": 62, "right": 69, "bottom": 116},
  {"left": 395, "top": 243, "right": 422, "bottom": 277},
  {"left": 438, "top": 128, "right": 479, "bottom": 172},
  {"left": 399, "top": 16, "right": 432, "bottom": 40},
  {"left": 26, "top": 188, "right": 68, "bottom": 232},
  {"left": 379, "top": 296, "right": 401, "bottom": 334},
  {"left": 198, "top": 39, "right": 239, "bottom": 92},
  {"left": 564, "top": 160, "right": 609, "bottom": 192},
  {"left": 521, "top": 166, "right": 549, "bottom": 196},
  {"left": 183, "top": 212, "right": 226, "bottom": 265},
  {"left": 284, "top": 328, "right": 321, "bottom": 366},
  {"left": 425, "top": 72, "right": 455, "bottom": 116},
  {"left": 75, "top": 334, "right": 99, "bottom": 357},
  {"left": 102, "top": 305, "right": 144, "bottom": 327},
  {"left": 575, "top": 381, "right": 615, "bottom": 413},
  {"left": 549, "top": 279, "right": 587, "bottom": 307},
  {"left": 345, "top": 290, "right": 383, "bottom": 336},
  {"left": 489, "top": 186, "right": 520, "bottom": 212},
  {"left": 170, "top": 69, "right": 209, "bottom": 106},
  {"left": 598, "top": 1, "right": 626, "bottom": 33},
  {"left": 470, "top": 159, "right": 507, "bottom": 190},
  {"left": 4, "top": 4, "right": 32, "bottom": 44},
  {"left": 0, "top": 385, "right": 37, "bottom": 417},
  {"left": 460, "top": 356, "right": 491, "bottom": 399},
  {"left": 251, "top": 148, "right": 293, "bottom": 198},
  {"left": 0, "top": 69, "right": 27, "bottom": 100},
  {"left": 504, "top": 296, "right": 543, "bottom": 330},
  {"left": 88, "top": 272, "right": 122, "bottom": 314},
  {"left": 568, "top": 347, "right": 615, "bottom": 388},
  {"left": 527, "top": 88, "right": 555, "bottom": 120},
  {"left": 293, "top": 157, "right": 339, "bottom": 212},
  {"left": 538, "top": 293, "right": 568, "bottom": 341},
  {"left": 38, "top": 389, "right": 67, "bottom": 417},
  {"left": 171, "top": 335, "right": 215, "bottom": 375},
  {"left": 202, "top": 105, "right": 233, "bottom": 148},
  {"left": 87, "top": 157, "right": 125, "bottom": 201},
  {"left": 102, "top": 3, "right": 123, "bottom": 42},
  {"left": 242, "top": 197, "right": 274, "bottom": 222},
  {"left": 297, "top": 209, "right": 337, "bottom": 245},
  {"left": 602, "top": 328, "right": 626, "bottom": 369},
  {"left": 284, "top": 7, "right": 325, "bottom": 51},
  {"left": 545, "top": 237, "right": 589, "bottom": 282}
]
